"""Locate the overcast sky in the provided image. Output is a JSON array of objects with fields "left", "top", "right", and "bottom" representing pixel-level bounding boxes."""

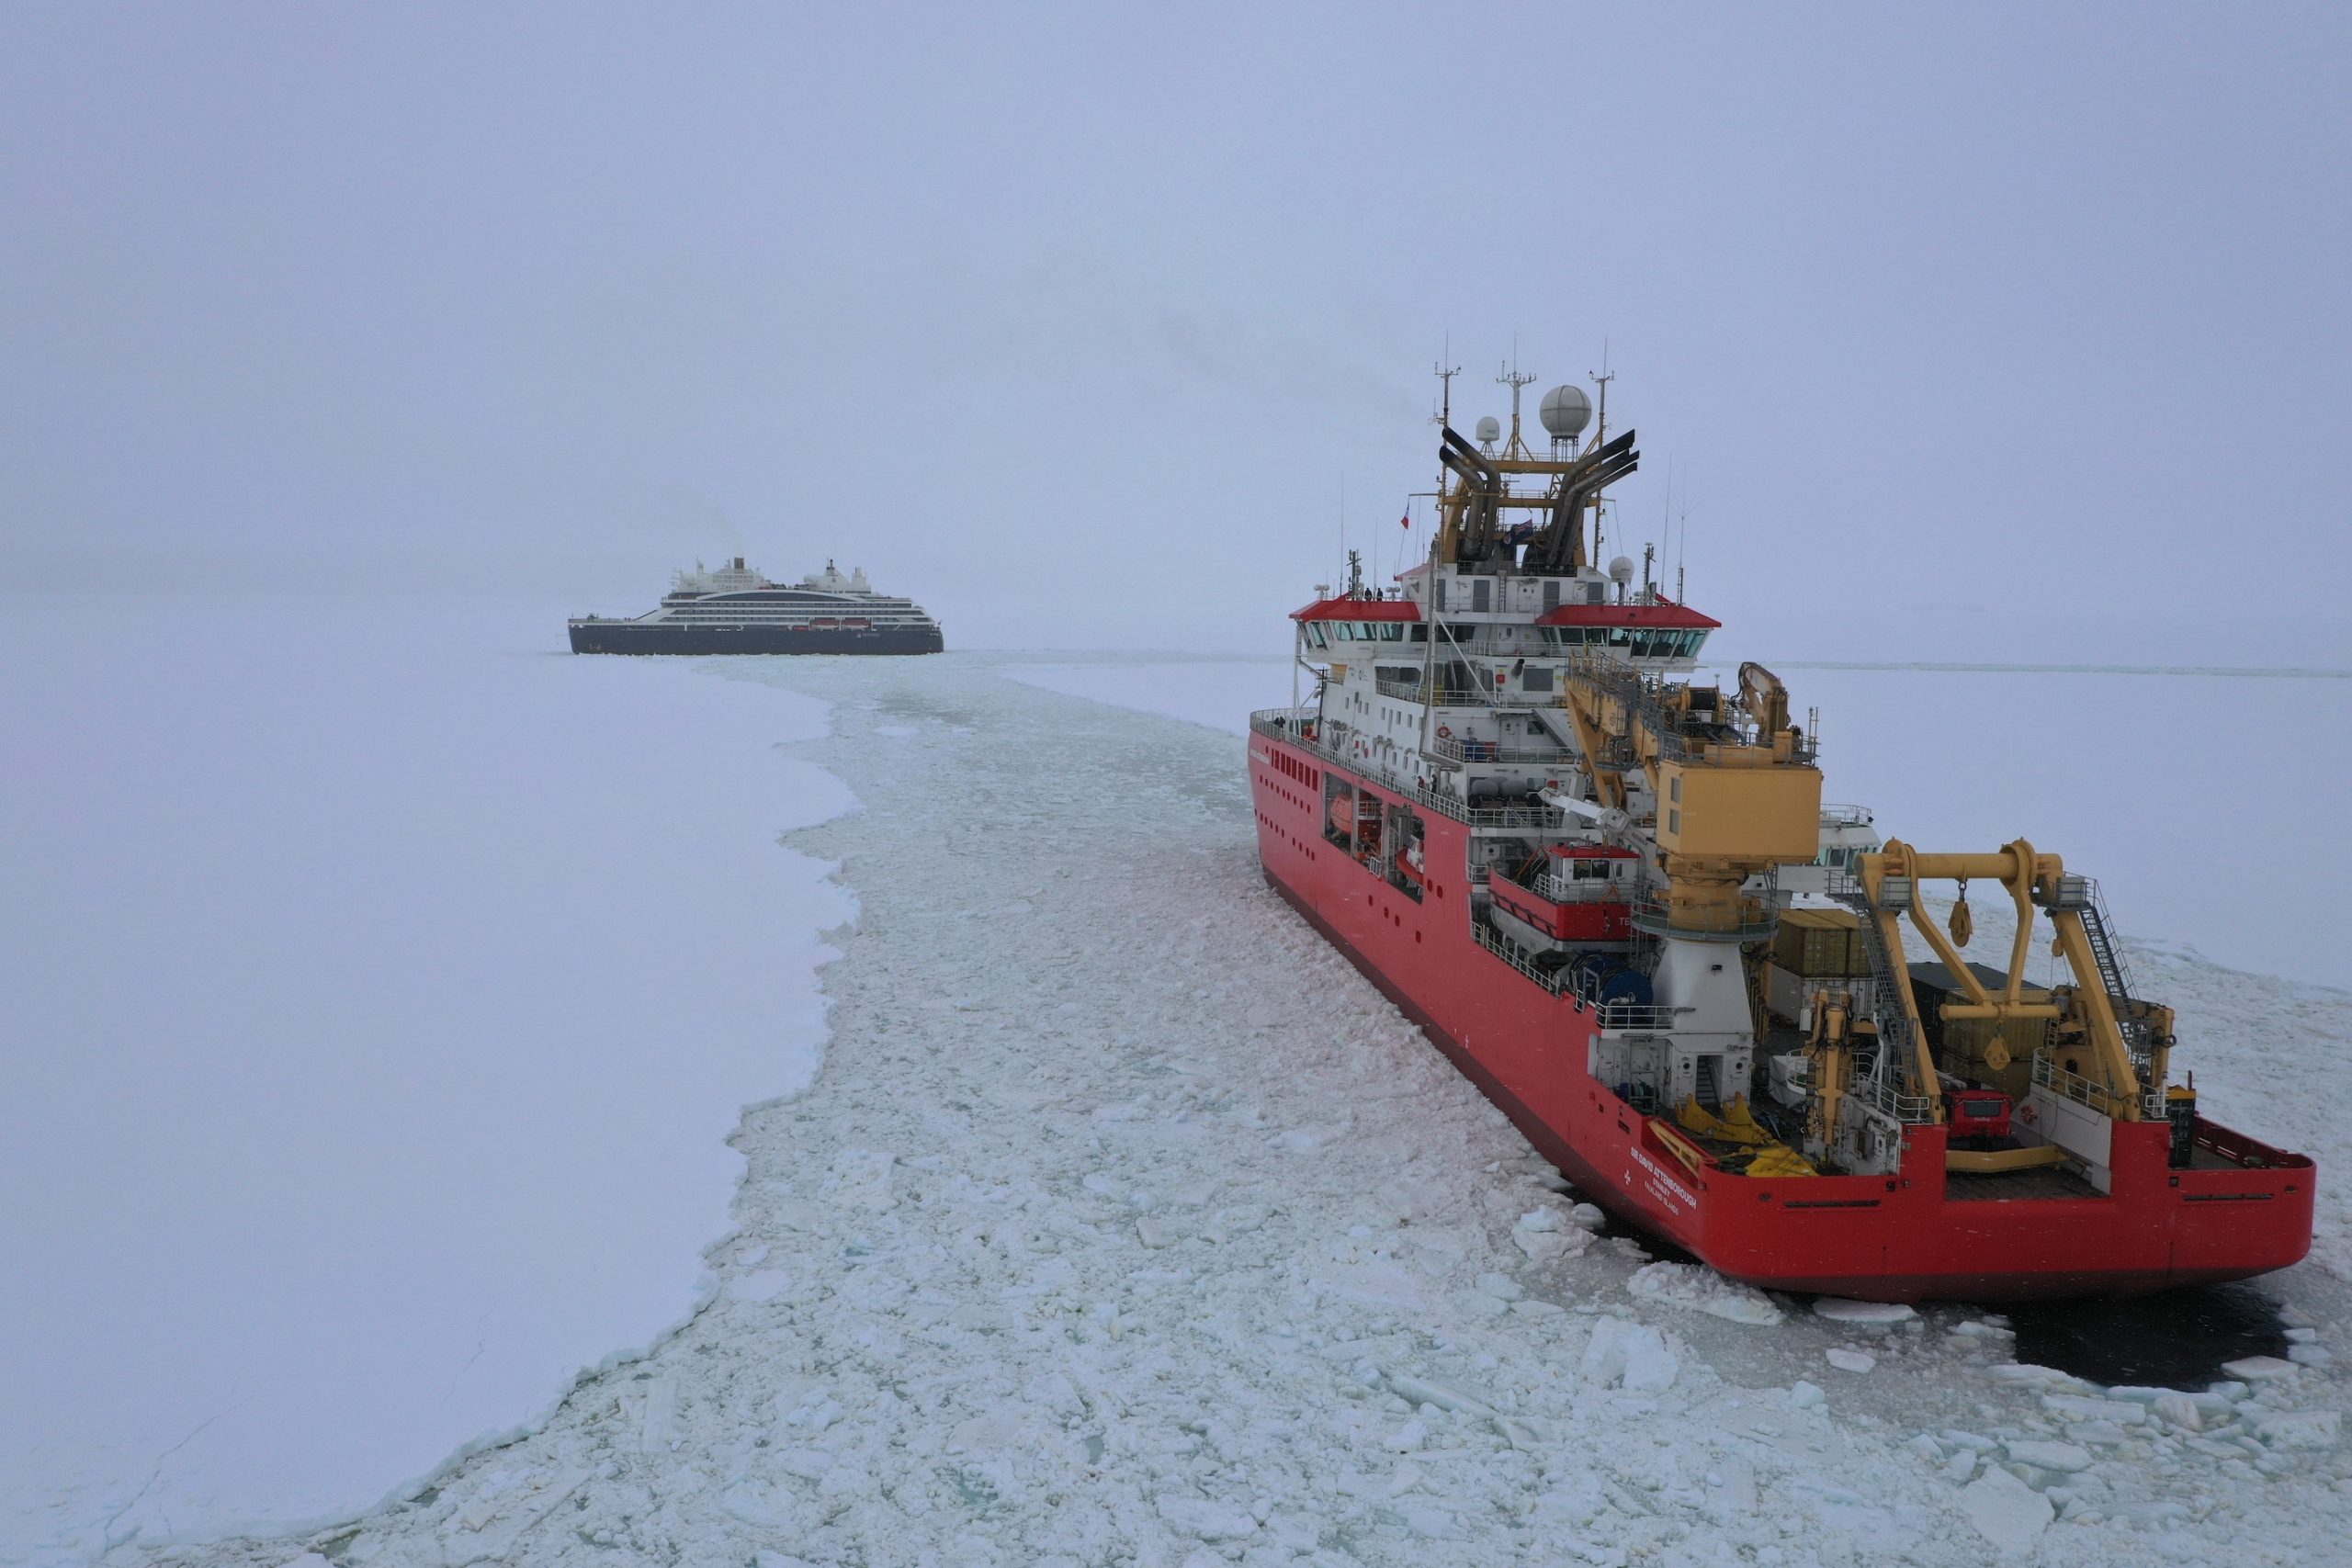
[{"left": 3, "top": 4, "right": 2346, "bottom": 656}]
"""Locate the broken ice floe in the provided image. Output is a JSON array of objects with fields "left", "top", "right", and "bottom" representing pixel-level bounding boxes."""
[
  {"left": 1625, "top": 1261, "right": 1785, "bottom": 1325},
  {"left": 1811, "top": 1297, "right": 1917, "bottom": 1325}
]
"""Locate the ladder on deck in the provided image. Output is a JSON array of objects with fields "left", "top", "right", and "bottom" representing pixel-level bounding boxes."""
[
  {"left": 2070, "top": 879, "right": 2153, "bottom": 1066},
  {"left": 1829, "top": 888, "right": 1922, "bottom": 1086},
  {"left": 1693, "top": 1055, "right": 1723, "bottom": 1113}
]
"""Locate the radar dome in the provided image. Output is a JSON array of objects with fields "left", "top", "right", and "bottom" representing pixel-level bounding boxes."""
[
  {"left": 1608, "top": 555, "right": 1635, "bottom": 584},
  {"left": 1474, "top": 415, "right": 1502, "bottom": 444},
  {"left": 1538, "top": 384, "right": 1592, "bottom": 442}
]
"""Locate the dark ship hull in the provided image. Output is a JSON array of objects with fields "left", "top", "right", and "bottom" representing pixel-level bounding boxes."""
[{"left": 568, "top": 622, "right": 944, "bottom": 656}]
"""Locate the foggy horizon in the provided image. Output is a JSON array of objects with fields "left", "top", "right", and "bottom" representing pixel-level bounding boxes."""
[{"left": 6, "top": 3, "right": 2347, "bottom": 660}]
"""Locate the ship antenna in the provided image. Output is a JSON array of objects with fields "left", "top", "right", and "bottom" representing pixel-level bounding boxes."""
[
  {"left": 1431, "top": 344, "right": 1460, "bottom": 573},
  {"left": 1675, "top": 468, "right": 1690, "bottom": 604},
  {"left": 1498, "top": 349, "right": 1537, "bottom": 460},
  {"left": 1589, "top": 345, "right": 1616, "bottom": 563},
  {"left": 1589, "top": 344, "right": 1614, "bottom": 446}
]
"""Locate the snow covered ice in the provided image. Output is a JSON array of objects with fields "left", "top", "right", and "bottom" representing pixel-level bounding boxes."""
[
  {"left": 10, "top": 647, "right": 2352, "bottom": 1566},
  {"left": 1, "top": 598, "right": 853, "bottom": 1563}
]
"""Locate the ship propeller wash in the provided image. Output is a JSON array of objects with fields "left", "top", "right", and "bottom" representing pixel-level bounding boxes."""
[{"left": 1248, "top": 364, "right": 2312, "bottom": 1301}]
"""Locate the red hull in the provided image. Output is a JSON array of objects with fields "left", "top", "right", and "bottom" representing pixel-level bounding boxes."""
[{"left": 1250, "top": 738, "right": 2315, "bottom": 1302}]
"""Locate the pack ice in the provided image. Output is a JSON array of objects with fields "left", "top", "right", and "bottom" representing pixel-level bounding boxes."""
[{"left": 25, "top": 652, "right": 2352, "bottom": 1568}]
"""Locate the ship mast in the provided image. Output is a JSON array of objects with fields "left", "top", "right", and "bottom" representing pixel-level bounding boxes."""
[
  {"left": 1589, "top": 356, "right": 1615, "bottom": 567},
  {"left": 1498, "top": 355, "right": 1537, "bottom": 461}
]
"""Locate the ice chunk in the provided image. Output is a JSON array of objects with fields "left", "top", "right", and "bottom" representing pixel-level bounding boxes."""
[
  {"left": 1474, "top": 1270, "right": 1523, "bottom": 1302},
  {"left": 1386, "top": 1372, "right": 1495, "bottom": 1416},
  {"left": 1386, "top": 1419, "right": 1426, "bottom": 1452},
  {"left": 1960, "top": 1465, "right": 2052, "bottom": 1551},
  {"left": 827, "top": 1148, "right": 898, "bottom": 1210},
  {"left": 719, "top": 1482, "right": 796, "bottom": 1528},
  {"left": 1949, "top": 1318, "right": 2014, "bottom": 1340},
  {"left": 729, "top": 1269, "right": 791, "bottom": 1303},
  {"left": 2253, "top": 1409, "right": 2341, "bottom": 1450},
  {"left": 1787, "top": 1381, "right": 1826, "bottom": 1411},
  {"left": 1623, "top": 1331, "right": 1680, "bottom": 1392},
  {"left": 1403, "top": 1505, "right": 1453, "bottom": 1539},
  {"left": 1578, "top": 1315, "right": 1673, "bottom": 1389},
  {"left": 2002, "top": 1438, "right": 2094, "bottom": 1472},
  {"left": 1519, "top": 1207, "right": 1563, "bottom": 1232},
  {"left": 2150, "top": 1393, "right": 2204, "bottom": 1432},
  {"left": 2064, "top": 1420, "right": 2132, "bottom": 1448},
  {"left": 2098, "top": 1384, "right": 2170, "bottom": 1404},
  {"left": 1514, "top": 1224, "right": 1573, "bottom": 1263},
  {"left": 639, "top": 1377, "right": 677, "bottom": 1454},
  {"left": 1812, "top": 1297, "right": 1916, "bottom": 1325},
  {"left": 1155, "top": 1495, "right": 1260, "bottom": 1540},
  {"left": 2220, "top": 1355, "right": 2297, "bottom": 1382},
  {"left": 1626, "top": 1261, "right": 1785, "bottom": 1325},
  {"left": 1578, "top": 1318, "right": 1632, "bottom": 1385},
  {"left": 2040, "top": 1393, "right": 2144, "bottom": 1425},
  {"left": 1824, "top": 1348, "right": 1876, "bottom": 1374}
]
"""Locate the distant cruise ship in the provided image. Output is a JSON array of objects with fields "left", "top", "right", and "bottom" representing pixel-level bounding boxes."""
[{"left": 568, "top": 558, "right": 944, "bottom": 655}]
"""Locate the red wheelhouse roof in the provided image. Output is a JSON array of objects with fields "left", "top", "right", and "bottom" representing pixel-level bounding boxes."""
[
  {"left": 1534, "top": 602, "right": 1721, "bottom": 629},
  {"left": 1291, "top": 597, "right": 1422, "bottom": 623}
]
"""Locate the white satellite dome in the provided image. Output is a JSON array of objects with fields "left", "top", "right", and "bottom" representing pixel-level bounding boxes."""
[
  {"left": 1608, "top": 555, "right": 1636, "bottom": 584},
  {"left": 1538, "top": 384, "right": 1591, "bottom": 442},
  {"left": 1474, "top": 415, "right": 1502, "bottom": 445}
]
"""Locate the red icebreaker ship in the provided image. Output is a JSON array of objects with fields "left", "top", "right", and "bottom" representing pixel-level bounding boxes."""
[{"left": 1247, "top": 373, "right": 2312, "bottom": 1301}]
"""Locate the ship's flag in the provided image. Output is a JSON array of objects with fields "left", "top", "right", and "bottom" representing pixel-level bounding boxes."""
[{"left": 1399, "top": 509, "right": 1411, "bottom": 529}]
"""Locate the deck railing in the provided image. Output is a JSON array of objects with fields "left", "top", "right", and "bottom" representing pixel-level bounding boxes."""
[
  {"left": 1469, "top": 920, "right": 1684, "bottom": 1030},
  {"left": 1429, "top": 736, "right": 1571, "bottom": 767},
  {"left": 1628, "top": 889, "right": 1781, "bottom": 942},
  {"left": 2030, "top": 1052, "right": 2163, "bottom": 1122},
  {"left": 1492, "top": 864, "right": 1627, "bottom": 907},
  {"left": 1252, "top": 711, "right": 1571, "bottom": 832}
]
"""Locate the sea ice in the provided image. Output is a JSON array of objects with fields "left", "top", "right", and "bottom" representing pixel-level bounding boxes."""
[
  {"left": 2221, "top": 1355, "right": 2299, "bottom": 1382},
  {"left": 0, "top": 597, "right": 853, "bottom": 1558},
  {"left": 1812, "top": 1298, "right": 1917, "bottom": 1325},
  {"left": 1960, "top": 1465, "right": 2053, "bottom": 1551},
  {"left": 54, "top": 655, "right": 2352, "bottom": 1568},
  {"left": 2002, "top": 1438, "right": 2094, "bottom": 1473},
  {"left": 1627, "top": 1261, "right": 1785, "bottom": 1325}
]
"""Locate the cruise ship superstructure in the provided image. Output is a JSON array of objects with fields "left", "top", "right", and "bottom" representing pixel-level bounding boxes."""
[{"left": 1247, "top": 364, "right": 2312, "bottom": 1301}]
